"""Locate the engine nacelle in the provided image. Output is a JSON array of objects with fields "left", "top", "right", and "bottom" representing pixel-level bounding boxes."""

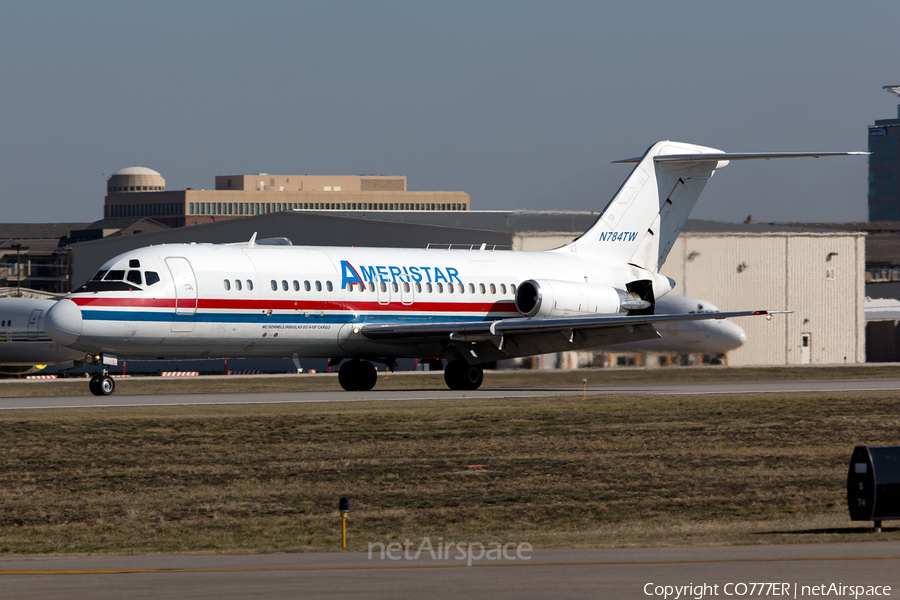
[{"left": 514, "top": 279, "right": 650, "bottom": 318}]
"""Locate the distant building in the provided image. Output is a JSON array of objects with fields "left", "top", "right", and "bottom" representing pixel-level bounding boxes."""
[
  {"left": 868, "top": 86, "right": 900, "bottom": 221},
  {"left": 104, "top": 168, "right": 469, "bottom": 228},
  {"left": 0, "top": 219, "right": 168, "bottom": 296}
]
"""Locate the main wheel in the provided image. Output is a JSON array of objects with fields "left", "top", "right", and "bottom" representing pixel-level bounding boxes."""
[
  {"left": 444, "top": 360, "right": 483, "bottom": 391},
  {"left": 338, "top": 360, "right": 360, "bottom": 391},
  {"left": 461, "top": 364, "right": 484, "bottom": 390},
  {"left": 98, "top": 375, "right": 115, "bottom": 396},
  {"left": 337, "top": 360, "right": 378, "bottom": 391},
  {"left": 88, "top": 375, "right": 102, "bottom": 396},
  {"left": 357, "top": 361, "right": 378, "bottom": 391}
]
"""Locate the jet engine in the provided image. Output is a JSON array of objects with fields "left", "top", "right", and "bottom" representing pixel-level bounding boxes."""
[{"left": 514, "top": 279, "right": 651, "bottom": 318}]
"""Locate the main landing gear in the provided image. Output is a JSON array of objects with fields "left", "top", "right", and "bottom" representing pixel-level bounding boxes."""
[
  {"left": 84, "top": 353, "right": 116, "bottom": 397},
  {"left": 443, "top": 360, "right": 484, "bottom": 391},
  {"left": 338, "top": 359, "right": 378, "bottom": 392}
]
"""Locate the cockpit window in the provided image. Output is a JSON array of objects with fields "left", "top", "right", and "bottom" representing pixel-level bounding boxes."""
[
  {"left": 126, "top": 270, "right": 142, "bottom": 285},
  {"left": 104, "top": 270, "right": 126, "bottom": 281},
  {"left": 129, "top": 259, "right": 140, "bottom": 268},
  {"left": 91, "top": 270, "right": 108, "bottom": 281},
  {"left": 145, "top": 271, "right": 160, "bottom": 286}
]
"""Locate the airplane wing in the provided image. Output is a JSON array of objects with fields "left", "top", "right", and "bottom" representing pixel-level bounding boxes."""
[{"left": 360, "top": 310, "right": 785, "bottom": 363}]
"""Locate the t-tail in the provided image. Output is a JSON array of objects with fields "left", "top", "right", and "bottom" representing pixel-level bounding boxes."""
[{"left": 560, "top": 140, "right": 866, "bottom": 273}]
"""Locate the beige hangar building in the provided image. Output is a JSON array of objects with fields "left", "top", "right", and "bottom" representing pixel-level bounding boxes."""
[{"left": 69, "top": 210, "right": 866, "bottom": 367}]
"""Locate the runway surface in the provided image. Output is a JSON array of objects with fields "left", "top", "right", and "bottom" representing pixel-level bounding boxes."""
[
  {"left": 3, "top": 543, "right": 899, "bottom": 599},
  {"left": 1, "top": 377, "right": 899, "bottom": 410}
]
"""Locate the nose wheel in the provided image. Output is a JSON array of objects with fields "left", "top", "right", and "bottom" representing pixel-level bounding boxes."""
[
  {"left": 85, "top": 353, "right": 117, "bottom": 396},
  {"left": 89, "top": 374, "right": 115, "bottom": 396}
]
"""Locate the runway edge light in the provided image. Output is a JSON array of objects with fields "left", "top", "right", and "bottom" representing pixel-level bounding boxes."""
[{"left": 339, "top": 497, "right": 349, "bottom": 548}]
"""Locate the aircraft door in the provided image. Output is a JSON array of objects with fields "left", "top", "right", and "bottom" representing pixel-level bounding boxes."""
[
  {"left": 166, "top": 257, "right": 198, "bottom": 332},
  {"left": 27, "top": 310, "right": 41, "bottom": 341}
]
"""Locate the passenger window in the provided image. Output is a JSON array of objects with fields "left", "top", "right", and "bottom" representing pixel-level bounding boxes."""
[
  {"left": 426, "top": 283, "right": 433, "bottom": 293},
  {"left": 316, "top": 281, "right": 322, "bottom": 292},
  {"left": 368, "top": 282, "right": 375, "bottom": 292},
  {"left": 479, "top": 283, "right": 485, "bottom": 294},
  {"left": 511, "top": 284, "right": 517, "bottom": 295},
  {"left": 458, "top": 284, "right": 464, "bottom": 293},
  {"left": 469, "top": 283, "right": 475, "bottom": 294},
  {"left": 145, "top": 271, "right": 160, "bottom": 286},
  {"left": 380, "top": 282, "right": 387, "bottom": 293},
  {"left": 224, "top": 279, "right": 231, "bottom": 291},
  {"left": 490, "top": 283, "right": 496, "bottom": 294},
  {"left": 391, "top": 282, "right": 398, "bottom": 293},
  {"left": 326, "top": 281, "right": 333, "bottom": 292},
  {"left": 436, "top": 283, "right": 443, "bottom": 293},
  {"left": 403, "top": 282, "right": 410, "bottom": 293},
  {"left": 415, "top": 283, "right": 422, "bottom": 293},
  {"left": 247, "top": 280, "right": 254, "bottom": 291},
  {"left": 448, "top": 283, "right": 454, "bottom": 294},
  {"left": 304, "top": 281, "right": 311, "bottom": 292},
  {"left": 236, "top": 279, "right": 243, "bottom": 291},
  {"left": 104, "top": 270, "right": 125, "bottom": 281},
  {"left": 126, "top": 270, "right": 142, "bottom": 285},
  {"left": 293, "top": 280, "right": 299, "bottom": 291},
  {"left": 282, "top": 280, "right": 288, "bottom": 291},
  {"left": 500, "top": 284, "right": 507, "bottom": 294},
  {"left": 271, "top": 280, "right": 278, "bottom": 291}
]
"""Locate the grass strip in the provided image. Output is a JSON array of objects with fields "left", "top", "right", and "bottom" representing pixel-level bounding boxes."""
[{"left": 0, "top": 388, "right": 898, "bottom": 554}]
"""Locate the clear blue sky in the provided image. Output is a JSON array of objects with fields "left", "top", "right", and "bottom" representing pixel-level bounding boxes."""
[{"left": 1, "top": 1, "right": 897, "bottom": 224}]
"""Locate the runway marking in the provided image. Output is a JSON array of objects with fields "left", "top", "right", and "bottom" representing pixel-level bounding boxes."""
[{"left": 4, "top": 554, "right": 900, "bottom": 575}]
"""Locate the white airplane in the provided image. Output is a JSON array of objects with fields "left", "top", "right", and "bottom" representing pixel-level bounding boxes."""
[
  {"left": 0, "top": 296, "right": 84, "bottom": 375},
  {"left": 44, "top": 141, "right": 862, "bottom": 396},
  {"left": 612, "top": 295, "right": 747, "bottom": 354}
]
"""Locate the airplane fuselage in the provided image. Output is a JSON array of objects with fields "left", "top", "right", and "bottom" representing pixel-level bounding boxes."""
[
  {"left": 0, "top": 297, "right": 83, "bottom": 374},
  {"left": 49, "top": 242, "right": 673, "bottom": 361}
]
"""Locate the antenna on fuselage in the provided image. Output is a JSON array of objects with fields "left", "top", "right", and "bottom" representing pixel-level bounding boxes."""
[{"left": 248, "top": 232, "right": 258, "bottom": 247}]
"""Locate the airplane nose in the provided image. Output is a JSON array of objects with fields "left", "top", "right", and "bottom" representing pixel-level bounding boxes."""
[{"left": 45, "top": 299, "right": 83, "bottom": 347}]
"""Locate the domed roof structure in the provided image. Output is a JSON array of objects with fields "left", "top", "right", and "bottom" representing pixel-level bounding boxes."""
[
  {"left": 107, "top": 166, "right": 165, "bottom": 194},
  {"left": 112, "top": 166, "right": 163, "bottom": 177}
]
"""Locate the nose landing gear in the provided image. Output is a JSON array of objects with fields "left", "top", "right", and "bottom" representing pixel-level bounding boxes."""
[
  {"left": 88, "top": 374, "right": 115, "bottom": 396},
  {"left": 85, "top": 353, "right": 116, "bottom": 397}
]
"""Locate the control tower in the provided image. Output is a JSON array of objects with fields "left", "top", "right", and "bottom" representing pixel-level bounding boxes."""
[{"left": 869, "top": 86, "right": 900, "bottom": 221}]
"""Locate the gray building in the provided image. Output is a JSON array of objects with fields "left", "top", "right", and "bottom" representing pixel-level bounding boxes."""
[{"left": 868, "top": 86, "right": 900, "bottom": 221}]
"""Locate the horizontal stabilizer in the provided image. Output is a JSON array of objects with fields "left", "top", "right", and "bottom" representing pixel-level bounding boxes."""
[{"left": 613, "top": 151, "right": 867, "bottom": 164}]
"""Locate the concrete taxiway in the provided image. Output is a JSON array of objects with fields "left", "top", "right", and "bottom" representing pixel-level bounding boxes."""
[
  {"left": 3, "top": 543, "right": 899, "bottom": 599},
  {"left": 1, "top": 377, "right": 899, "bottom": 410}
]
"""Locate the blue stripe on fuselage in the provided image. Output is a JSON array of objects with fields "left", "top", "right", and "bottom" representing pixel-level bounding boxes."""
[{"left": 80, "top": 310, "right": 502, "bottom": 325}]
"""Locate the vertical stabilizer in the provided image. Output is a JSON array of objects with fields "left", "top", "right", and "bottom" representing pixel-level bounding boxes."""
[{"left": 561, "top": 141, "right": 726, "bottom": 272}]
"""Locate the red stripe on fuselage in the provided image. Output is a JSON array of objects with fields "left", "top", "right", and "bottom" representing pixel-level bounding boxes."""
[{"left": 68, "top": 295, "right": 518, "bottom": 315}]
